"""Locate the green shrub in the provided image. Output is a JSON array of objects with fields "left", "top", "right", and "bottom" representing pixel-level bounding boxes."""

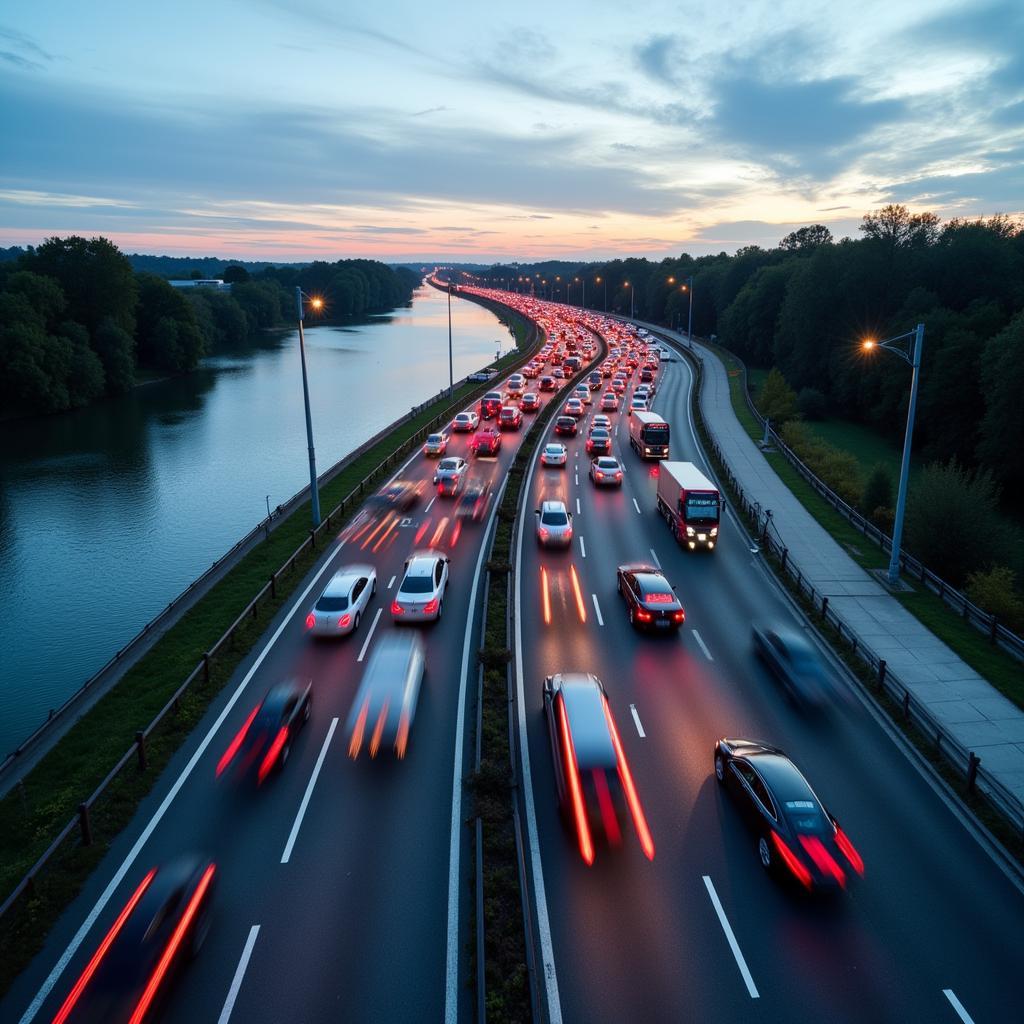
[
  {"left": 757, "top": 367, "right": 799, "bottom": 423},
  {"left": 965, "top": 566, "right": 1024, "bottom": 633},
  {"left": 862, "top": 464, "right": 894, "bottom": 517}
]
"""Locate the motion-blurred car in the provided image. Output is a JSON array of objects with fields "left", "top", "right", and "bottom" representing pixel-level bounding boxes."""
[
  {"left": 374, "top": 479, "right": 423, "bottom": 511},
  {"left": 422, "top": 432, "right": 449, "bottom": 457},
  {"left": 535, "top": 500, "right": 573, "bottom": 547},
  {"left": 540, "top": 442, "right": 568, "bottom": 467},
  {"left": 452, "top": 410, "right": 479, "bottom": 432},
  {"left": 346, "top": 633, "right": 425, "bottom": 759},
  {"left": 498, "top": 405, "right": 523, "bottom": 430},
  {"left": 543, "top": 673, "right": 654, "bottom": 864},
  {"left": 217, "top": 678, "right": 312, "bottom": 783},
  {"left": 554, "top": 415, "right": 578, "bottom": 437},
  {"left": 586, "top": 429, "right": 612, "bottom": 455},
  {"left": 392, "top": 549, "right": 449, "bottom": 622},
  {"left": 615, "top": 563, "right": 684, "bottom": 629},
  {"left": 307, "top": 564, "right": 376, "bottom": 636},
  {"left": 714, "top": 739, "right": 864, "bottom": 891},
  {"left": 521, "top": 392, "right": 541, "bottom": 412},
  {"left": 433, "top": 456, "right": 468, "bottom": 495},
  {"left": 471, "top": 427, "right": 502, "bottom": 456},
  {"left": 456, "top": 478, "right": 491, "bottom": 522},
  {"left": 52, "top": 855, "right": 216, "bottom": 1024},
  {"left": 589, "top": 456, "right": 623, "bottom": 487},
  {"left": 752, "top": 623, "right": 832, "bottom": 707}
]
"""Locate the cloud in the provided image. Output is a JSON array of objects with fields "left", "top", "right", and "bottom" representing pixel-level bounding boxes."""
[
  {"left": 0, "top": 26, "right": 56, "bottom": 71},
  {"left": 412, "top": 105, "right": 448, "bottom": 117},
  {"left": 634, "top": 34, "right": 677, "bottom": 85}
]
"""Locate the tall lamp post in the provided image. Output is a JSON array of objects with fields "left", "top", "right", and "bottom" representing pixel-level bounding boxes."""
[
  {"left": 447, "top": 280, "right": 454, "bottom": 395},
  {"left": 596, "top": 275, "right": 606, "bottom": 311},
  {"left": 862, "top": 323, "right": 925, "bottom": 585},
  {"left": 624, "top": 281, "right": 634, "bottom": 319},
  {"left": 684, "top": 276, "right": 694, "bottom": 347},
  {"left": 295, "top": 287, "right": 324, "bottom": 528}
]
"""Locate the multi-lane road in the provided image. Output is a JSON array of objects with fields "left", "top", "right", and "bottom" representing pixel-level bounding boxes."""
[{"left": 5, "top": 289, "right": 1024, "bottom": 1024}]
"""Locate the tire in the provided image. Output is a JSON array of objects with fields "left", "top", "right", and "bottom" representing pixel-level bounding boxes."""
[
  {"left": 354, "top": 611, "right": 361, "bottom": 632},
  {"left": 616, "top": 575, "right": 622, "bottom": 595},
  {"left": 436, "top": 599, "right": 443, "bottom": 622},
  {"left": 190, "top": 910, "right": 211, "bottom": 959},
  {"left": 372, "top": 579, "right": 377, "bottom": 597},
  {"left": 629, "top": 606, "right": 635, "bottom": 627},
  {"left": 303, "top": 698, "right": 311, "bottom": 723},
  {"left": 758, "top": 835, "right": 772, "bottom": 871},
  {"left": 714, "top": 754, "right": 725, "bottom": 783},
  {"left": 281, "top": 742, "right": 291, "bottom": 768}
]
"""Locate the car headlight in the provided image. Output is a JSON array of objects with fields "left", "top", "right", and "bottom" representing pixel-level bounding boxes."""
[
  {"left": 710, "top": 527, "right": 718, "bottom": 536},
  {"left": 686, "top": 526, "right": 695, "bottom": 537}
]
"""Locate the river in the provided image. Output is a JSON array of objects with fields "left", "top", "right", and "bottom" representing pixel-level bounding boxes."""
[{"left": 0, "top": 284, "right": 508, "bottom": 754}]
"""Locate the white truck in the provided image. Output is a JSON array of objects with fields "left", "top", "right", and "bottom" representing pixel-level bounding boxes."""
[
  {"left": 656, "top": 461, "right": 720, "bottom": 550},
  {"left": 628, "top": 410, "right": 670, "bottom": 460}
]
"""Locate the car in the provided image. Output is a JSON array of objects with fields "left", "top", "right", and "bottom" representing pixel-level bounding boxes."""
[
  {"left": 535, "top": 500, "right": 574, "bottom": 547},
  {"left": 611, "top": 378, "right": 627, "bottom": 394},
  {"left": 602, "top": 364, "right": 614, "bottom": 378},
  {"left": 591, "top": 414, "right": 612, "bottom": 432},
  {"left": 640, "top": 368, "right": 654, "bottom": 383},
  {"left": 543, "top": 673, "right": 654, "bottom": 864},
  {"left": 552, "top": 367, "right": 566, "bottom": 379},
  {"left": 422, "top": 431, "right": 449, "bottom": 457},
  {"left": 456, "top": 478, "right": 491, "bottom": 521},
  {"left": 52, "top": 855, "right": 216, "bottom": 1024},
  {"left": 373, "top": 479, "right": 423, "bottom": 511},
  {"left": 346, "top": 634, "right": 425, "bottom": 759},
  {"left": 600, "top": 392, "right": 619, "bottom": 411},
  {"left": 506, "top": 374, "right": 525, "bottom": 396},
  {"left": 452, "top": 410, "right": 480, "bottom": 432},
  {"left": 540, "top": 442, "right": 568, "bottom": 466},
  {"left": 589, "top": 456, "right": 623, "bottom": 487},
  {"left": 217, "top": 678, "right": 312, "bottom": 783},
  {"left": 587, "top": 370, "right": 603, "bottom": 390},
  {"left": 467, "top": 369, "right": 497, "bottom": 382},
  {"left": 752, "top": 623, "right": 833, "bottom": 707},
  {"left": 433, "top": 456, "right": 468, "bottom": 495},
  {"left": 523, "top": 364, "right": 540, "bottom": 378},
  {"left": 564, "top": 397, "right": 585, "bottom": 418},
  {"left": 539, "top": 375, "right": 556, "bottom": 391},
  {"left": 586, "top": 428, "right": 612, "bottom": 455},
  {"left": 714, "top": 739, "right": 864, "bottom": 891},
  {"left": 574, "top": 384, "right": 593, "bottom": 405},
  {"left": 471, "top": 427, "right": 502, "bottom": 456},
  {"left": 628, "top": 396, "right": 648, "bottom": 416},
  {"left": 481, "top": 391, "right": 503, "bottom": 419},
  {"left": 554, "top": 415, "right": 578, "bottom": 437},
  {"left": 392, "top": 549, "right": 449, "bottom": 622},
  {"left": 307, "top": 565, "right": 377, "bottom": 636},
  {"left": 521, "top": 392, "right": 541, "bottom": 412},
  {"left": 615, "top": 563, "right": 685, "bottom": 629},
  {"left": 498, "top": 405, "right": 523, "bottom": 430}
]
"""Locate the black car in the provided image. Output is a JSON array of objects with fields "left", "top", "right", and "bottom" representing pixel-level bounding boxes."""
[
  {"left": 616, "top": 563, "right": 685, "bottom": 629},
  {"left": 373, "top": 479, "right": 423, "bottom": 511},
  {"left": 51, "top": 855, "right": 216, "bottom": 1023},
  {"left": 714, "top": 738, "right": 864, "bottom": 891},
  {"left": 455, "top": 479, "right": 491, "bottom": 522},
  {"left": 480, "top": 391, "right": 503, "bottom": 419},
  {"left": 543, "top": 673, "right": 655, "bottom": 864},
  {"left": 752, "top": 622, "right": 832, "bottom": 707},
  {"left": 554, "top": 415, "right": 578, "bottom": 437},
  {"left": 216, "top": 679, "right": 312, "bottom": 784}
]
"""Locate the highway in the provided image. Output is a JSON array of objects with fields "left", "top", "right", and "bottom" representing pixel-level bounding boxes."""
[{"left": 508, "top": 306, "right": 1024, "bottom": 1023}]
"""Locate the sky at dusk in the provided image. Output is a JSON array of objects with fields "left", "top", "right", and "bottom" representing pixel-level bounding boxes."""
[{"left": 1, "top": 0, "right": 1022, "bottom": 261}]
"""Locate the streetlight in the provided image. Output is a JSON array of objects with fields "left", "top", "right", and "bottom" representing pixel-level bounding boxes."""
[
  {"left": 624, "top": 281, "right": 634, "bottom": 320},
  {"left": 295, "top": 286, "right": 323, "bottom": 528},
  {"left": 596, "top": 275, "right": 606, "bottom": 311},
  {"left": 682, "top": 276, "right": 693, "bottom": 347},
  {"left": 447, "top": 279, "right": 454, "bottom": 395},
  {"left": 574, "top": 275, "right": 585, "bottom": 309},
  {"left": 861, "top": 323, "right": 925, "bottom": 586}
]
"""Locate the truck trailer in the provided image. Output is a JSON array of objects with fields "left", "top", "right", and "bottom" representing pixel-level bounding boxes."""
[{"left": 656, "top": 461, "right": 720, "bottom": 550}]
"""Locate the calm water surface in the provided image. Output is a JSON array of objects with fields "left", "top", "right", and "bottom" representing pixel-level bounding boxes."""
[{"left": 0, "top": 286, "right": 508, "bottom": 753}]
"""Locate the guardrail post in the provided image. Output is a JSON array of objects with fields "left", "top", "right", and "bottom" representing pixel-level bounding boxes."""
[
  {"left": 820, "top": 596, "right": 829, "bottom": 620},
  {"left": 203, "top": 652, "right": 211, "bottom": 683},
  {"left": 310, "top": 529, "right": 316, "bottom": 551},
  {"left": 135, "top": 731, "right": 147, "bottom": 771},
  {"left": 78, "top": 803, "right": 92, "bottom": 847},
  {"left": 990, "top": 614, "right": 998, "bottom": 644},
  {"left": 780, "top": 548, "right": 788, "bottom": 573},
  {"left": 270, "top": 573, "right": 277, "bottom": 599},
  {"left": 902, "top": 691, "right": 910, "bottom": 719},
  {"left": 878, "top": 659, "right": 887, "bottom": 688},
  {"left": 966, "top": 752, "right": 980, "bottom": 793}
]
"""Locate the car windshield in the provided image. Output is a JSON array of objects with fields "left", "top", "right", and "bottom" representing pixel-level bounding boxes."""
[
  {"left": 427, "top": 434, "right": 444, "bottom": 444},
  {"left": 597, "top": 459, "right": 618, "bottom": 469},
  {"left": 439, "top": 459, "right": 459, "bottom": 471},
  {"left": 545, "top": 445, "right": 562, "bottom": 455},
  {"left": 590, "top": 430, "right": 609, "bottom": 439},
  {"left": 400, "top": 576, "right": 433, "bottom": 594},
  {"left": 315, "top": 595, "right": 348, "bottom": 611},
  {"left": 541, "top": 511, "right": 569, "bottom": 526}
]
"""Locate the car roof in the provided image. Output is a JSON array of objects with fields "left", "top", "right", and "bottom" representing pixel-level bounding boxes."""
[
  {"left": 635, "top": 572, "right": 672, "bottom": 593},
  {"left": 545, "top": 442, "right": 565, "bottom": 450},
  {"left": 746, "top": 752, "right": 817, "bottom": 804},
  {"left": 323, "top": 566, "right": 372, "bottom": 595},
  {"left": 595, "top": 457, "right": 619, "bottom": 466},
  {"left": 405, "top": 553, "right": 442, "bottom": 575},
  {"left": 541, "top": 499, "right": 567, "bottom": 512},
  {"left": 557, "top": 675, "right": 616, "bottom": 768}
]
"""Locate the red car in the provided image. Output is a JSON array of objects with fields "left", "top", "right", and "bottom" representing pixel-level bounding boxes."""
[
  {"left": 499, "top": 406, "right": 523, "bottom": 430},
  {"left": 539, "top": 376, "right": 556, "bottom": 391},
  {"left": 472, "top": 427, "right": 502, "bottom": 456},
  {"left": 521, "top": 392, "right": 541, "bottom": 412},
  {"left": 480, "top": 392, "right": 502, "bottom": 419}
]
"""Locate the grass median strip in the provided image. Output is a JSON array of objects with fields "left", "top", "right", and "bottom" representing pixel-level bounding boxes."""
[{"left": 0, "top": 324, "right": 538, "bottom": 998}]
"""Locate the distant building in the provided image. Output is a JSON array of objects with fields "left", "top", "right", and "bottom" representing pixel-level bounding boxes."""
[{"left": 168, "top": 279, "right": 231, "bottom": 291}]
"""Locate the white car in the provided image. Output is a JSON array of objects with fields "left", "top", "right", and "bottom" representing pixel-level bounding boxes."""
[
  {"left": 590, "top": 457, "right": 623, "bottom": 487},
  {"left": 574, "top": 385, "right": 593, "bottom": 405},
  {"left": 307, "top": 565, "right": 377, "bottom": 636},
  {"left": 540, "top": 442, "right": 568, "bottom": 467},
  {"left": 506, "top": 374, "right": 525, "bottom": 396},
  {"left": 452, "top": 410, "right": 479, "bottom": 432},
  {"left": 392, "top": 550, "right": 450, "bottom": 623},
  {"left": 423, "top": 432, "right": 449, "bottom": 457},
  {"left": 629, "top": 396, "right": 648, "bottom": 416},
  {"left": 535, "top": 500, "right": 574, "bottom": 547},
  {"left": 433, "top": 456, "right": 468, "bottom": 495},
  {"left": 591, "top": 414, "right": 612, "bottom": 431}
]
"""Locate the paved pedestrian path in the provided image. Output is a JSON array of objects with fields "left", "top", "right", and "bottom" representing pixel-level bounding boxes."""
[{"left": 648, "top": 321, "right": 1024, "bottom": 806}]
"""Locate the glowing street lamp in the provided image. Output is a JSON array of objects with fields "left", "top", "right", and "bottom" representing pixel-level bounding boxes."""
[
  {"left": 624, "top": 280, "right": 634, "bottom": 319},
  {"left": 861, "top": 323, "right": 925, "bottom": 586},
  {"left": 596, "top": 275, "right": 606, "bottom": 311},
  {"left": 295, "top": 287, "right": 324, "bottom": 527}
]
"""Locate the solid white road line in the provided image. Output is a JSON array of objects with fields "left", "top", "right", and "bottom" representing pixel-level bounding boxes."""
[
  {"left": 576, "top": 498, "right": 581, "bottom": 515},
  {"left": 943, "top": 990, "right": 976, "bottom": 1024},
  {"left": 579, "top": 536, "right": 587, "bottom": 559},
  {"left": 632, "top": 498, "right": 641, "bottom": 514},
  {"left": 357, "top": 607, "right": 383, "bottom": 663},
  {"left": 217, "top": 925, "right": 260, "bottom": 1024},
  {"left": 591, "top": 594, "right": 604, "bottom": 626},
  {"left": 387, "top": 575, "right": 396, "bottom": 589},
  {"left": 445, "top": 473, "right": 511, "bottom": 1024},
  {"left": 19, "top": 438, "right": 429, "bottom": 1024},
  {"left": 629, "top": 704, "right": 646, "bottom": 738},
  {"left": 425, "top": 495, "right": 437, "bottom": 513},
  {"left": 280, "top": 718, "right": 338, "bottom": 864},
  {"left": 702, "top": 876, "right": 759, "bottom": 999},
  {"left": 692, "top": 629, "right": 714, "bottom": 661},
  {"left": 649, "top": 547, "right": 661, "bottom": 568}
]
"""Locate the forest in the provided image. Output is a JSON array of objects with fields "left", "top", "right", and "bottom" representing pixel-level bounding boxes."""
[{"left": 0, "top": 238, "right": 421, "bottom": 419}]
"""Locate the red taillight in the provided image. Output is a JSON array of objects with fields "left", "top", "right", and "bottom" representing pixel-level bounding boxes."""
[
  {"left": 771, "top": 831, "right": 812, "bottom": 888},
  {"left": 52, "top": 869, "right": 158, "bottom": 1024},
  {"left": 615, "top": 472, "right": 622, "bottom": 480},
  {"left": 258, "top": 726, "right": 290, "bottom": 784},
  {"left": 339, "top": 614, "right": 351, "bottom": 628},
  {"left": 595, "top": 470, "right": 604, "bottom": 478},
  {"left": 305, "top": 612, "right": 315, "bottom": 630},
  {"left": 558, "top": 697, "right": 594, "bottom": 866},
  {"left": 602, "top": 697, "right": 655, "bottom": 861},
  {"left": 538, "top": 527, "right": 549, "bottom": 540},
  {"left": 424, "top": 597, "right": 440, "bottom": 615},
  {"left": 834, "top": 827, "right": 865, "bottom": 876},
  {"left": 673, "top": 610, "right": 685, "bottom": 622},
  {"left": 216, "top": 703, "right": 260, "bottom": 777},
  {"left": 799, "top": 834, "right": 846, "bottom": 888},
  {"left": 636, "top": 609, "right": 652, "bottom": 621},
  {"left": 391, "top": 600, "right": 403, "bottom": 615},
  {"left": 128, "top": 864, "right": 216, "bottom": 1024}
]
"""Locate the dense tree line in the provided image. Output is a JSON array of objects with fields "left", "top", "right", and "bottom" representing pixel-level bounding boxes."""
[{"left": 0, "top": 238, "right": 420, "bottom": 418}]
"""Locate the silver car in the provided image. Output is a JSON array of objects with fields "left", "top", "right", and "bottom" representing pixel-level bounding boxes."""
[
  {"left": 307, "top": 565, "right": 377, "bottom": 637},
  {"left": 540, "top": 443, "right": 568, "bottom": 467},
  {"left": 392, "top": 550, "right": 450, "bottom": 622},
  {"left": 433, "top": 456, "right": 468, "bottom": 496},
  {"left": 535, "top": 500, "right": 574, "bottom": 547}
]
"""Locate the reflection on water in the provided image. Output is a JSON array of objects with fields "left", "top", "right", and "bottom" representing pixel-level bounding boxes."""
[{"left": 0, "top": 285, "right": 507, "bottom": 753}]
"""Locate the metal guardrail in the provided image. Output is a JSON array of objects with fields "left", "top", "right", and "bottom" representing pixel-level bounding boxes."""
[
  {"left": 681, "top": 346, "right": 1024, "bottom": 844},
  {"left": 720, "top": 347, "right": 1024, "bottom": 663},
  {"left": 0, "top": 319, "right": 543, "bottom": 924}
]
